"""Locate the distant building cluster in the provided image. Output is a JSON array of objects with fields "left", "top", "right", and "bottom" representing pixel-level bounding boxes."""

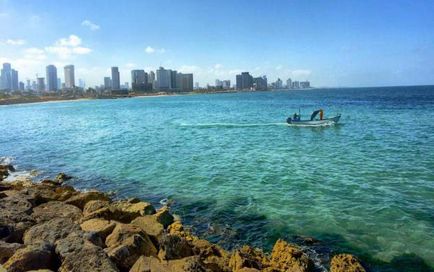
[{"left": 0, "top": 62, "right": 311, "bottom": 95}]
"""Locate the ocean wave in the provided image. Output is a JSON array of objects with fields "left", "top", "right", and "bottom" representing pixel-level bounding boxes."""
[{"left": 179, "top": 122, "right": 288, "bottom": 128}]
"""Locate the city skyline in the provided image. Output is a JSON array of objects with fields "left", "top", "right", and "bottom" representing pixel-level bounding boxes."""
[{"left": 1, "top": 0, "right": 434, "bottom": 87}]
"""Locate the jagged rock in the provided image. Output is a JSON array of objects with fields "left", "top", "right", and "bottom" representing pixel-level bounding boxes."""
[
  {"left": 131, "top": 215, "right": 164, "bottom": 241},
  {"left": 154, "top": 206, "right": 174, "bottom": 228},
  {"left": 130, "top": 255, "right": 207, "bottom": 272},
  {"left": 237, "top": 268, "right": 260, "bottom": 272},
  {"left": 2, "top": 243, "right": 54, "bottom": 272},
  {"left": 105, "top": 223, "right": 157, "bottom": 271},
  {"left": 0, "top": 241, "right": 24, "bottom": 264},
  {"left": 65, "top": 191, "right": 110, "bottom": 210},
  {"left": 0, "top": 165, "right": 14, "bottom": 181},
  {"left": 23, "top": 218, "right": 81, "bottom": 246},
  {"left": 330, "top": 254, "right": 366, "bottom": 272},
  {"left": 26, "top": 270, "right": 54, "bottom": 272},
  {"left": 158, "top": 234, "right": 194, "bottom": 260},
  {"left": 83, "top": 200, "right": 111, "bottom": 216},
  {"left": 192, "top": 239, "right": 230, "bottom": 271},
  {"left": 80, "top": 218, "right": 116, "bottom": 240},
  {"left": 32, "top": 201, "right": 82, "bottom": 223},
  {"left": 229, "top": 245, "right": 266, "bottom": 271},
  {"left": 269, "top": 239, "right": 313, "bottom": 272},
  {"left": 55, "top": 232, "right": 119, "bottom": 272},
  {"left": 0, "top": 196, "right": 35, "bottom": 242}
]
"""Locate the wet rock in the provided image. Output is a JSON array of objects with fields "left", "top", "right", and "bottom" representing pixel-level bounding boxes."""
[
  {"left": 55, "top": 172, "right": 72, "bottom": 183},
  {"left": 111, "top": 201, "right": 156, "bottom": 222},
  {"left": 55, "top": 232, "right": 119, "bottom": 272},
  {"left": 2, "top": 243, "right": 54, "bottom": 272},
  {"left": 32, "top": 201, "right": 82, "bottom": 223},
  {"left": 269, "top": 239, "right": 314, "bottom": 272},
  {"left": 229, "top": 245, "right": 266, "bottom": 271},
  {"left": 23, "top": 218, "right": 81, "bottom": 246},
  {"left": 83, "top": 200, "right": 111, "bottom": 216},
  {"left": 330, "top": 254, "right": 366, "bottom": 272},
  {"left": 131, "top": 215, "right": 164, "bottom": 241},
  {"left": 65, "top": 191, "right": 110, "bottom": 210},
  {"left": 154, "top": 206, "right": 174, "bottom": 228},
  {"left": 80, "top": 218, "right": 116, "bottom": 241},
  {"left": 192, "top": 238, "right": 230, "bottom": 271},
  {"left": 0, "top": 165, "right": 14, "bottom": 181},
  {"left": 130, "top": 255, "right": 207, "bottom": 272},
  {"left": 105, "top": 223, "right": 157, "bottom": 271},
  {"left": 0, "top": 241, "right": 24, "bottom": 264}
]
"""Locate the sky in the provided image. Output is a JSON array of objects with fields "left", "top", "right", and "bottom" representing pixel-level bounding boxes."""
[{"left": 1, "top": 0, "right": 434, "bottom": 88}]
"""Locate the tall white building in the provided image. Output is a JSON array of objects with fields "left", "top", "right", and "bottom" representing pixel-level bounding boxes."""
[
  {"left": 64, "top": 65, "right": 75, "bottom": 89},
  {"left": 111, "top": 67, "right": 120, "bottom": 90},
  {"left": 286, "top": 78, "right": 292, "bottom": 89}
]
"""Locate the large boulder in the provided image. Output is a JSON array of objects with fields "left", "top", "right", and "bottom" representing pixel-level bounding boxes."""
[
  {"left": 158, "top": 234, "right": 194, "bottom": 261},
  {"left": 83, "top": 200, "right": 111, "bottom": 217},
  {"left": 192, "top": 239, "right": 230, "bottom": 271},
  {"left": 23, "top": 218, "right": 81, "bottom": 246},
  {"left": 330, "top": 254, "right": 366, "bottom": 272},
  {"left": 0, "top": 196, "right": 35, "bottom": 242},
  {"left": 269, "top": 239, "right": 313, "bottom": 272},
  {"left": 32, "top": 201, "right": 82, "bottom": 223},
  {"left": 80, "top": 218, "right": 116, "bottom": 240},
  {"left": 2, "top": 243, "right": 54, "bottom": 272},
  {"left": 65, "top": 191, "right": 110, "bottom": 210},
  {"left": 55, "top": 232, "right": 119, "bottom": 272},
  {"left": 105, "top": 223, "right": 157, "bottom": 271},
  {"left": 130, "top": 255, "right": 207, "bottom": 272},
  {"left": 110, "top": 201, "right": 156, "bottom": 222},
  {"left": 0, "top": 241, "right": 24, "bottom": 264},
  {"left": 131, "top": 215, "right": 164, "bottom": 241}
]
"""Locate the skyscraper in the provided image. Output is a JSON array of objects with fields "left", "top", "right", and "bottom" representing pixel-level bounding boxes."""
[
  {"left": 286, "top": 78, "right": 292, "bottom": 89},
  {"left": 170, "top": 70, "right": 177, "bottom": 90},
  {"left": 253, "top": 76, "right": 267, "bottom": 90},
  {"left": 111, "top": 67, "right": 120, "bottom": 90},
  {"left": 37, "top": 77, "right": 45, "bottom": 92},
  {"left": 176, "top": 73, "right": 193, "bottom": 92},
  {"left": 104, "top": 77, "right": 111, "bottom": 90},
  {"left": 1, "top": 63, "right": 12, "bottom": 90},
  {"left": 64, "top": 65, "right": 75, "bottom": 89},
  {"left": 11, "top": 69, "right": 18, "bottom": 90},
  {"left": 236, "top": 72, "right": 253, "bottom": 90},
  {"left": 46, "top": 65, "right": 58, "bottom": 92},
  {"left": 156, "top": 67, "right": 171, "bottom": 90},
  {"left": 131, "top": 70, "right": 148, "bottom": 91}
]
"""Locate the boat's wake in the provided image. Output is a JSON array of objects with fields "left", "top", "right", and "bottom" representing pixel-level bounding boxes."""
[{"left": 179, "top": 122, "right": 288, "bottom": 128}]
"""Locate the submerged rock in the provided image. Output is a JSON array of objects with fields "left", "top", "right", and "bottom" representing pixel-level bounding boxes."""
[{"left": 330, "top": 253, "right": 366, "bottom": 272}]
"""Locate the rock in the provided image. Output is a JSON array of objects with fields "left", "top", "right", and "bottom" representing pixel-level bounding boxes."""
[
  {"left": 130, "top": 255, "right": 207, "bottom": 272},
  {"left": 32, "top": 201, "right": 82, "bottom": 223},
  {"left": 65, "top": 191, "right": 111, "bottom": 210},
  {"left": 154, "top": 206, "right": 174, "bottom": 228},
  {"left": 2, "top": 243, "right": 54, "bottom": 272},
  {"left": 330, "top": 254, "right": 366, "bottom": 272},
  {"left": 23, "top": 218, "right": 81, "bottom": 246},
  {"left": 80, "top": 218, "right": 116, "bottom": 240},
  {"left": 0, "top": 196, "right": 35, "bottom": 242},
  {"left": 26, "top": 270, "right": 54, "bottom": 272},
  {"left": 0, "top": 241, "right": 24, "bottom": 264},
  {"left": 105, "top": 223, "right": 157, "bottom": 271},
  {"left": 158, "top": 234, "right": 194, "bottom": 260},
  {"left": 0, "top": 165, "right": 14, "bottom": 181},
  {"left": 111, "top": 201, "right": 156, "bottom": 222},
  {"left": 83, "top": 200, "right": 111, "bottom": 216},
  {"left": 269, "top": 239, "right": 313, "bottom": 272},
  {"left": 131, "top": 215, "right": 164, "bottom": 241},
  {"left": 192, "top": 239, "right": 230, "bottom": 271},
  {"left": 229, "top": 245, "right": 266, "bottom": 271},
  {"left": 55, "top": 172, "right": 72, "bottom": 183},
  {"left": 55, "top": 232, "right": 119, "bottom": 272}
]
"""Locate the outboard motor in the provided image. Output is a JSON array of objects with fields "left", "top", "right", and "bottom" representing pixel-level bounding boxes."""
[{"left": 286, "top": 117, "right": 292, "bottom": 124}]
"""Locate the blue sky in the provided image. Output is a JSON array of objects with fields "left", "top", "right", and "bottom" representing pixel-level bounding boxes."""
[{"left": 1, "top": 0, "right": 434, "bottom": 87}]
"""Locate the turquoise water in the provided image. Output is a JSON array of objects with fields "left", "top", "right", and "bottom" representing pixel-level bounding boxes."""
[{"left": 1, "top": 87, "right": 434, "bottom": 271}]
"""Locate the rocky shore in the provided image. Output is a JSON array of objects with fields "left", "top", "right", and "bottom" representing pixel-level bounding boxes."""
[{"left": 0, "top": 164, "right": 366, "bottom": 272}]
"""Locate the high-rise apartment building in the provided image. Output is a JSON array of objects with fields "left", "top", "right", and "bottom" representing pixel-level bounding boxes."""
[
  {"left": 176, "top": 73, "right": 193, "bottom": 92},
  {"left": 46, "top": 65, "right": 58, "bottom": 92},
  {"left": 104, "top": 77, "right": 112, "bottom": 90},
  {"left": 156, "top": 67, "right": 171, "bottom": 90},
  {"left": 111, "top": 67, "right": 120, "bottom": 90},
  {"left": 236, "top": 72, "right": 253, "bottom": 90},
  {"left": 131, "top": 70, "right": 148, "bottom": 91},
  {"left": 37, "top": 77, "right": 45, "bottom": 92},
  {"left": 64, "top": 65, "right": 75, "bottom": 89}
]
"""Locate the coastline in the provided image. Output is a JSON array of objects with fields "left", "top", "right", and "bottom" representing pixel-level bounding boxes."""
[{"left": 0, "top": 164, "right": 366, "bottom": 272}]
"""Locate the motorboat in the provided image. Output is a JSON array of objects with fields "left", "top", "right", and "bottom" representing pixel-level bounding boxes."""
[{"left": 287, "top": 109, "right": 341, "bottom": 126}]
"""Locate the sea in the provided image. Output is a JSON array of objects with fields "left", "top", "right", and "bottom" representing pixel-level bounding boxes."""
[{"left": 1, "top": 86, "right": 433, "bottom": 271}]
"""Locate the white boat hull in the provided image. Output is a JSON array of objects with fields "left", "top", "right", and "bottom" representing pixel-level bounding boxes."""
[{"left": 287, "top": 115, "right": 341, "bottom": 127}]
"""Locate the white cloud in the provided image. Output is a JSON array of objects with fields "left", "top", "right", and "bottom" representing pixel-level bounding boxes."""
[
  {"left": 1, "top": 39, "right": 26, "bottom": 46},
  {"left": 81, "top": 20, "right": 100, "bottom": 31},
  {"left": 23, "top": 47, "right": 46, "bottom": 60},
  {"left": 145, "top": 46, "right": 165, "bottom": 54},
  {"left": 214, "top": 63, "right": 223, "bottom": 69},
  {"left": 45, "top": 34, "right": 91, "bottom": 59},
  {"left": 291, "top": 69, "right": 311, "bottom": 78}
]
